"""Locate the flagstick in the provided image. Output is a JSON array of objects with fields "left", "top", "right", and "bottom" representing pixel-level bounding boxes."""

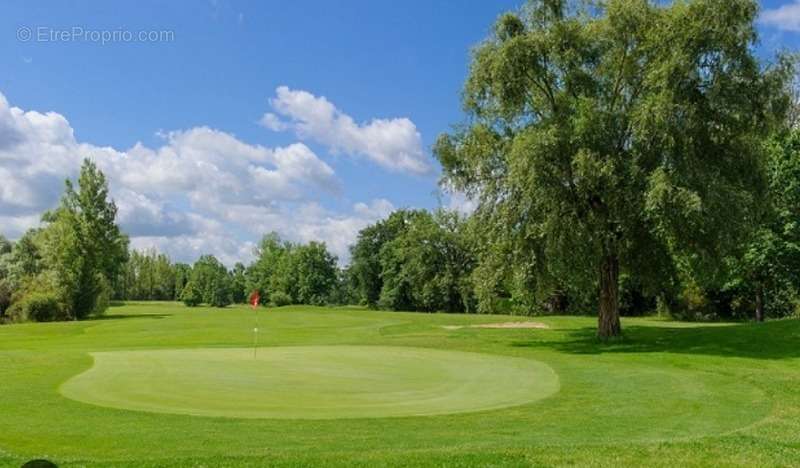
[
  {"left": 249, "top": 291, "right": 261, "bottom": 360},
  {"left": 253, "top": 306, "right": 259, "bottom": 359}
]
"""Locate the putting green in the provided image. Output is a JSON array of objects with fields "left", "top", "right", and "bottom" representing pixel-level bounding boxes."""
[{"left": 59, "top": 346, "right": 559, "bottom": 419}]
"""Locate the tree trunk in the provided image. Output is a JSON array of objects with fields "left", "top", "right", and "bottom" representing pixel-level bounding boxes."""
[
  {"left": 598, "top": 253, "right": 622, "bottom": 338},
  {"left": 755, "top": 284, "right": 765, "bottom": 323}
]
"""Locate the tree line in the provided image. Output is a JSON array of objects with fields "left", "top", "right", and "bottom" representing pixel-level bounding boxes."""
[
  {"left": 0, "top": 158, "right": 346, "bottom": 318},
  {"left": 2, "top": 127, "right": 799, "bottom": 328},
  {"left": 118, "top": 236, "right": 343, "bottom": 308},
  {"left": 2, "top": 1, "right": 799, "bottom": 339}
]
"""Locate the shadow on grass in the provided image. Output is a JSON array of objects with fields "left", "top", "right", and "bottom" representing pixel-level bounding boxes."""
[
  {"left": 87, "top": 313, "right": 171, "bottom": 321},
  {"left": 512, "top": 318, "right": 800, "bottom": 360}
]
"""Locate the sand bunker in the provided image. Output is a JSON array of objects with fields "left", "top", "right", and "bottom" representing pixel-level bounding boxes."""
[{"left": 443, "top": 321, "right": 549, "bottom": 330}]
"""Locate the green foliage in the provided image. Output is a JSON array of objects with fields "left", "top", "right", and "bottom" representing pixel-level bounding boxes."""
[
  {"left": 378, "top": 210, "right": 475, "bottom": 312},
  {"left": 92, "top": 274, "right": 113, "bottom": 316},
  {"left": 246, "top": 233, "right": 295, "bottom": 303},
  {"left": 186, "top": 255, "right": 231, "bottom": 308},
  {"left": 326, "top": 267, "right": 359, "bottom": 306},
  {"left": 294, "top": 242, "right": 338, "bottom": 305},
  {"left": 0, "top": 161, "right": 127, "bottom": 323},
  {"left": 117, "top": 249, "right": 176, "bottom": 301},
  {"left": 173, "top": 263, "right": 192, "bottom": 301},
  {"left": 180, "top": 281, "right": 202, "bottom": 307},
  {"left": 269, "top": 290, "right": 292, "bottom": 307},
  {"left": 229, "top": 263, "right": 248, "bottom": 304},
  {"left": 0, "top": 279, "right": 11, "bottom": 318},
  {"left": 469, "top": 236, "right": 516, "bottom": 315},
  {"left": 8, "top": 230, "right": 43, "bottom": 279},
  {"left": 720, "top": 129, "right": 800, "bottom": 320},
  {"left": 247, "top": 233, "right": 338, "bottom": 306},
  {"left": 0, "top": 237, "right": 13, "bottom": 316},
  {"left": 39, "top": 159, "right": 129, "bottom": 319},
  {"left": 618, "top": 274, "right": 656, "bottom": 317},
  {"left": 0, "top": 236, "right": 9, "bottom": 254},
  {"left": 208, "top": 277, "right": 231, "bottom": 307},
  {"left": 7, "top": 291, "right": 64, "bottom": 322},
  {"left": 1, "top": 2, "right": 798, "bottom": 327},
  {"left": 350, "top": 210, "right": 419, "bottom": 307},
  {"left": 350, "top": 209, "right": 476, "bottom": 313},
  {"left": 662, "top": 129, "right": 800, "bottom": 321},
  {"left": 434, "top": 0, "right": 792, "bottom": 336}
]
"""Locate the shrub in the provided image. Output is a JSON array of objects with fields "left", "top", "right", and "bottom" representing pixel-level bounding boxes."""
[
  {"left": 181, "top": 281, "right": 201, "bottom": 307},
  {"left": 0, "top": 279, "right": 11, "bottom": 316},
  {"left": 91, "top": 274, "right": 112, "bottom": 317},
  {"left": 7, "top": 292, "right": 65, "bottom": 322},
  {"left": 270, "top": 291, "right": 292, "bottom": 307},
  {"left": 618, "top": 274, "right": 657, "bottom": 316},
  {"left": 208, "top": 277, "right": 232, "bottom": 308}
]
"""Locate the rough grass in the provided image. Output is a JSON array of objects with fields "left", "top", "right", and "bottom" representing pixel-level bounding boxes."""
[{"left": 0, "top": 302, "right": 798, "bottom": 467}]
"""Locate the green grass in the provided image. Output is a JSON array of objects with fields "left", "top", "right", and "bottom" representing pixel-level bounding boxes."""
[
  {"left": 0, "top": 302, "right": 798, "bottom": 467},
  {"left": 59, "top": 346, "right": 558, "bottom": 419}
]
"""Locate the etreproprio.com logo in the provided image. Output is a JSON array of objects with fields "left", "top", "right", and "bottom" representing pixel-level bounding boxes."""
[{"left": 17, "top": 26, "right": 174, "bottom": 44}]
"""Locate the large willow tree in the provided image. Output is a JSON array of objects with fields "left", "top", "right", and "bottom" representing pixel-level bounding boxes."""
[{"left": 435, "top": 0, "right": 791, "bottom": 337}]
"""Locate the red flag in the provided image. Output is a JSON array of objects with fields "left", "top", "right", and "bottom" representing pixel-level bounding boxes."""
[{"left": 249, "top": 291, "right": 260, "bottom": 309}]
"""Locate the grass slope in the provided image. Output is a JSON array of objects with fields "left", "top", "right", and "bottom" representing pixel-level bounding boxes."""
[{"left": 0, "top": 302, "right": 798, "bottom": 467}]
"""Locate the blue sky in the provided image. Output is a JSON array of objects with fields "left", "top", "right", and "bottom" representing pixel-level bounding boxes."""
[{"left": 0, "top": 0, "right": 798, "bottom": 265}]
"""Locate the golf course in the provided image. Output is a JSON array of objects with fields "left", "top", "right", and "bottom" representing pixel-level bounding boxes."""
[
  {"left": 1, "top": 302, "right": 798, "bottom": 467},
  {"left": 4, "top": 3, "right": 800, "bottom": 465}
]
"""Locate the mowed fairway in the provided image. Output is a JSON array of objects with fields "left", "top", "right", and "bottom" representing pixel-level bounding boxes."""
[{"left": 0, "top": 303, "right": 799, "bottom": 467}]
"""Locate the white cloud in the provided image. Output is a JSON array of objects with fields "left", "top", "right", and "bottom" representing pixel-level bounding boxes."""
[
  {"left": 258, "top": 112, "right": 287, "bottom": 131},
  {"left": 447, "top": 191, "right": 478, "bottom": 215},
  {"left": 106, "top": 128, "right": 339, "bottom": 202},
  {"left": 130, "top": 235, "right": 255, "bottom": 268},
  {"left": 260, "top": 86, "right": 432, "bottom": 175},
  {"left": 760, "top": 1, "right": 800, "bottom": 32},
  {"left": 292, "top": 199, "right": 395, "bottom": 262},
  {"left": 196, "top": 196, "right": 395, "bottom": 264},
  {"left": 0, "top": 214, "right": 40, "bottom": 238},
  {"left": 0, "top": 91, "right": 393, "bottom": 265},
  {"left": 353, "top": 198, "right": 395, "bottom": 218}
]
